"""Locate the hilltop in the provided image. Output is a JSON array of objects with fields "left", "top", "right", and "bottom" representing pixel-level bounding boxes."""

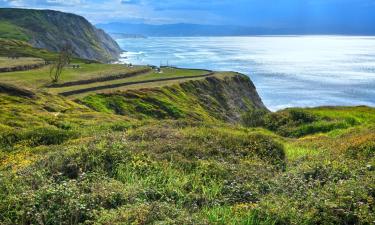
[{"left": 0, "top": 8, "right": 122, "bottom": 62}]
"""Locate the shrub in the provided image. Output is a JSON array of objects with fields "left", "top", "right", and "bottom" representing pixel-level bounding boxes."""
[
  {"left": 39, "top": 139, "right": 130, "bottom": 179},
  {"left": 0, "top": 127, "right": 78, "bottom": 148},
  {"left": 183, "top": 128, "right": 285, "bottom": 168},
  {"left": 263, "top": 109, "right": 359, "bottom": 137},
  {"left": 241, "top": 108, "right": 268, "bottom": 127},
  {"left": 343, "top": 133, "right": 375, "bottom": 158},
  {"left": 22, "top": 128, "right": 79, "bottom": 147}
]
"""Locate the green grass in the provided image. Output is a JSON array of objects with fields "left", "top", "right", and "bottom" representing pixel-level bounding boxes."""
[
  {"left": 79, "top": 73, "right": 244, "bottom": 122},
  {"left": 0, "top": 38, "right": 59, "bottom": 61},
  {"left": 0, "top": 57, "right": 44, "bottom": 69},
  {"left": 242, "top": 107, "right": 375, "bottom": 138},
  {"left": 0, "top": 61, "right": 374, "bottom": 224},
  {"left": 283, "top": 142, "right": 322, "bottom": 161},
  {"left": 0, "top": 63, "right": 149, "bottom": 89},
  {"left": 1, "top": 109, "right": 373, "bottom": 224},
  {"left": 0, "top": 62, "right": 221, "bottom": 99},
  {"left": 0, "top": 21, "right": 30, "bottom": 41},
  {"left": 48, "top": 67, "right": 211, "bottom": 95},
  {"left": 101, "top": 71, "right": 235, "bottom": 95},
  {"left": 306, "top": 106, "right": 375, "bottom": 124},
  {"left": 0, "top": 8, "right": 122, "bottom": 62}
]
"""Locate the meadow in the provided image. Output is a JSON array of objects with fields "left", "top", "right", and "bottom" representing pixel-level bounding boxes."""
[{"left": 0, "top": 57, "right": 44, "bottom": 69}]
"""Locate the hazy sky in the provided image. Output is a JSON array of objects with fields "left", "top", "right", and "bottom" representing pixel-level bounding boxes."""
[{"left": 1, "top": 0, "right": 375, "bottom": 29}]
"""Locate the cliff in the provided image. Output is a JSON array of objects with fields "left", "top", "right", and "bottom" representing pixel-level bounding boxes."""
[{"left": 0, "top": 8, "right": 122, "bottom": 62}]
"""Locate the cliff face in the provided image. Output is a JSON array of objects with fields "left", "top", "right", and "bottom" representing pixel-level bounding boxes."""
[
  {"left": 0, "top": 8, "right": 122, "bottom": 62},
  {"left": 81, "top": 74, "right": 267, "bottom": 123}
]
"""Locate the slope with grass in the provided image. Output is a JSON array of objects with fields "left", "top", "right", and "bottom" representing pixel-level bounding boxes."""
[
  {"left": 80, "top": 73, "right": 266, "bottom": 122},
  {"left": 0, "top": 59, "right": 374, "bottom": 224},
  {"left": 0, "top": 57, "right": 45, "bottom": 72},
  {"left": 0, "top": 89, "right": 374, "bottom": 224},
  {"left": 0, "top": 8, "right": 122, "bottom": 62},
  {"left": 0, "top": 38, "right": 59, "bottom": 61}
]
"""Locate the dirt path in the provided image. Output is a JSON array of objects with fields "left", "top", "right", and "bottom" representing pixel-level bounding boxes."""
[{"left": 59, "top": 72, "right": 215, "bottom": 97}]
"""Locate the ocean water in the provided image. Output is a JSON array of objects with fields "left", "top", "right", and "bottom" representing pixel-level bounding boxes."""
[{"left": 117, "top": 36, "right": 375, "bottom": 111}]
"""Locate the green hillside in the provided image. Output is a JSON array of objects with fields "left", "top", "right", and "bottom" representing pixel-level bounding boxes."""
[
  {"left": 0, "top": 21, "right": 30, "bottom": 41},
  {"left": 0, "top": 8, "right": 122, "bottom": 62},
  {"left": 0, "top": 38, "right": 57, "bottom": 60},
  {"left": 0, "top": 62, "right": 374, "bottom": 224},
  {"left": 0, "top": 8, "right": 373, "bottom": 225}
]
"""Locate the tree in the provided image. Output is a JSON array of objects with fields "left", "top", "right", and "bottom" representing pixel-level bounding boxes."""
[{"left": 50, "top": 43, "right": 73, "bottom": 83}]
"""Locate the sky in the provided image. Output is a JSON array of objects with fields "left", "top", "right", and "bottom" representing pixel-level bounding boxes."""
[{"left": 1, "top": 0, "right": 375, "bottom": 30}]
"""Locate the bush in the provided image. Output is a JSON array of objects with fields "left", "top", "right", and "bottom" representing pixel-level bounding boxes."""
[
  {"left": 263, "top": 109, "right": 359, "bottom": 137},
  {"left": 38, "top": 139, "right": 130, "bottom": 179},
  {"left": 0, "top": 127, "right": 79, "bottom": 148},
  {"left": 183, "top": 128, "right": 285, "bottom": 168},
  {"left": 343, "top": 133, "right": 375, "bottom": 159},
  {"left": 241, "top": 108, "right": 268, "bottom": 127}
]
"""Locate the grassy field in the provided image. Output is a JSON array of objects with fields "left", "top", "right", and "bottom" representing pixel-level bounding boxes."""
[
  {"left": 70, "top": 72, "right": 237, "bottom": 98},
  {"left": 0, "top": 62, "right": 215, "bottom": 97},
  {"left": 0, "top": 63, "right": 150, "bottom": 89},
  {"left": 49, "top": 67, "right": 213, "bottom": 96},
  {"left": 0, "top": 57, "right": 44, "bottom": 69}
]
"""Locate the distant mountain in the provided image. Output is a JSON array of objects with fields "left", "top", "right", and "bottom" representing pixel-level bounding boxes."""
[
  {"left": 96, "top": 23, "right": 283, "bottom": 37},
  {"left": 0, "top": 8, "right": 122, "bottom": 62},
  {"left": 97, "top": 22, "right": 375, "bottom": 37},
  {"left": 110, "top": 33, "right": 147, "bottom": 39}
]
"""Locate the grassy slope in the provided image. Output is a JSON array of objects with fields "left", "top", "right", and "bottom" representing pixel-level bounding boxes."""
[
  {"left": 0, "top": 38, "right": 59, "bottom": 61},
  {"left": 0, "top": 8, "right": 121, "bottom": 62},
  {"left": 79, "top": 73, "right": 239, "bottom": 121},
  {"left": 0, "top": 57, "right": 44, "bottom": 69},
  {"left": 0, "top": 63, "right": 374, "bottom": 224},
  {"left": 0, "top": 21, "right": 30, "bottom": 41}
]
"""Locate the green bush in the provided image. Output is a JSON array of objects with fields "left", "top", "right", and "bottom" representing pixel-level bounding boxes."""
[
  {"left": 344, "top": 133, "right": 375, "bottom": 159},
  {"left": 241, "top": 108, "right": 268, "bottom": 127},
  {"left": 0, "top": 127, "right": 79, "bottom": 148},
  {"left": 263, "top": 109, "right": 359, "bottom": 137}
]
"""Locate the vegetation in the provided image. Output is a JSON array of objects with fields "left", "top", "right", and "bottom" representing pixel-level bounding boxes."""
[
  {"left": 0, "top": 52, "right": 373, "bottom": 224},
  {"left": 0, "top": 8, "right": 122, "bottom": 62},
  {"left": 50, "top": 67, "right": 213, "bottom": 97},
  {"left": 0, "top": 38, "right": 59, "bottom": 61},
  {"left": 0, "top": 62, "right": 149, "bottom": 89},
  {"left": 0, "top": 21, "right": 30, "bottom": 42},
  {"left": 4, "top": 9, "right": 372, "bottom": 223},
  {"left": 49, "top": 44, "right": 73, "bottom": 83},
  {"left": 0, "top": 57, "right": 44, "bottom": 69}
]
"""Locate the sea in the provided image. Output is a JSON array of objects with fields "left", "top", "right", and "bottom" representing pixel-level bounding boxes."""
[{"left": 117, "top": 36, "right": 375, "bottom": 111}]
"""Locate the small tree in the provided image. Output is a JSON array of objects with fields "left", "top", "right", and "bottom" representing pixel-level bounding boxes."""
[{"left": 50, "top": 43, "right": 73, "bottom": 83}]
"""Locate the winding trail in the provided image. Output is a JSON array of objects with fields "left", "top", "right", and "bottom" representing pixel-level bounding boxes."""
[{"left": 59, "top": 72, "right": 215, "bottom": 97}]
